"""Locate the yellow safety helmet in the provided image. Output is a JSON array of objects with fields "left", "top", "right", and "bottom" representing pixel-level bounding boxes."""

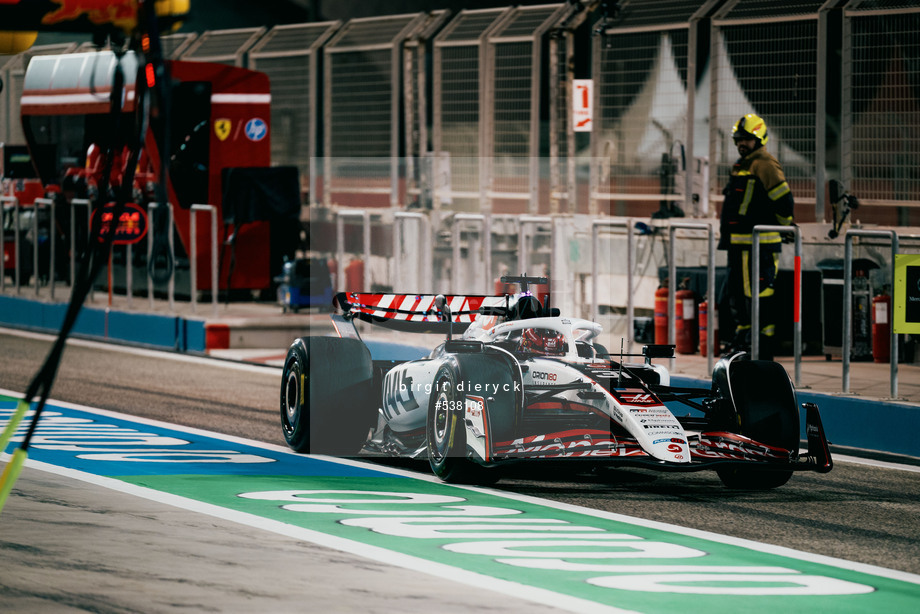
[{"left": 732, "top": 113, "right": 769, "bottom": 146}]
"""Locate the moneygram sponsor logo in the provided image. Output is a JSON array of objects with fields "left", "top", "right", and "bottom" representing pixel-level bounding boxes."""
[
  {"left": 237, "top": 489, "right": 875, "bottom": 597},
  {"left": 628, "top": 407, "right": 672, "bottom": 415}
]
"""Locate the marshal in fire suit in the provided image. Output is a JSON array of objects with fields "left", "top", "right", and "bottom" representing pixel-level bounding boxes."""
[{"left": 719, "top": 114, "right": 794, "bottom": 358}]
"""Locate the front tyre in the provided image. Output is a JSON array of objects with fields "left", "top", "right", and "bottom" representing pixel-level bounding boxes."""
[
  {"left": 714, "top": 357, "right": 798, "bottom": 490},
  {"left": 427, "top": 365, "right": 468, "bottom": 481},
  {"left": 427, "top": 362, "right": 501, "bottom": 485}
]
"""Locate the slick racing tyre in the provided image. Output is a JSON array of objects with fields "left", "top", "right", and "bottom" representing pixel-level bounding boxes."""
[
  {"left": 427, "top": 354, "right": 512, "bottom": 485},
  {"left": 280, "top": 336, "right": 375, "bottom": 455},
  {"left": 714, "top": 357, "right": 799, "bottom": 490}
]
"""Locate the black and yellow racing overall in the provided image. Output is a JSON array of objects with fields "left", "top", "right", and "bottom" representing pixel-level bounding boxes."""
[{"left": 719, "top": 147, "right": 794, "bottom": 355}]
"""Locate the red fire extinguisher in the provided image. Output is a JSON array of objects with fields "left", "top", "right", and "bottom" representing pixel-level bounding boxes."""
[
  {"left": 872, "top": 291, "right": 891, "bottom": 363},
  {"left": 344, "top": 258, "right": 364, "bottom": 292},
  {"left": 699, "top": 300, "right": 720, "bottom": 357},
  {"left": 495, "top": 279, "right": 513, "bottom": 295},
  {"left": 654, "top": 285, "right": 669, "bottom": 345},
  {"left": 675, "top": 279, "right": 698, "bottom": 355}
]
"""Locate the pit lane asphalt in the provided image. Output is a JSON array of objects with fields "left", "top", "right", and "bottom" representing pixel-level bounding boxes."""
[
  {"left": 1, "top": 328, "right": 919, "bottom": 604},
  {"left": 0, "top": 329, "right": 569, "bottom": 614},
  {"left": 3, "top": 467, "right": 570, "bottom": 614}
]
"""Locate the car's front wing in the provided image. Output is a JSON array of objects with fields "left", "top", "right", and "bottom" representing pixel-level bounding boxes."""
[{"left": 486, "top": 402, "right": 833, "bottom": 474}]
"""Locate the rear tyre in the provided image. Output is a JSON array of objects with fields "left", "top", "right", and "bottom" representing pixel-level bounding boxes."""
[
  {"left": 280, "top": 336, "right": 375, "bottom": 455},
  {"left": 714, "top": 357, "right": 798, "bottom": 490}
]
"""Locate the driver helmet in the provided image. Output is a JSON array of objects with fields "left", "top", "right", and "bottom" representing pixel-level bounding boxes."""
[
  {"left": 732, "top": 113, "right": 769, "bottom": 146},
  {"left": 519, "top": 327, "right": 566, "bottom": 356}
]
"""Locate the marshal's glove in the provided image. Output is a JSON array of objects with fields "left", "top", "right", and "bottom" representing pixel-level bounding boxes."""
[{"left": 782, "top": 223, "right": 797, "bottom": 244}]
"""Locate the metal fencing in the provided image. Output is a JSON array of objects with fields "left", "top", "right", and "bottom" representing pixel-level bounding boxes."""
[
  {"left": 2, "top": 2, "right": 920, "bottom": 388},
  {"left": 842, "top": 229, "right": 900, "bottom": 396},
  {"left": 180, "top": 27, "right": 265, "bottom": 66},
  {"left": 842, "top": 1, "right": 920, "bottom": 218},
  {"left": 249, "top": 21, "right": 340, "bottom": 205},
  {"left": 323, "top": 14, "right": 430, "bottom": 208},
  {"left": 710, "top": 0, "right": 824, "bottom": 220},
  {"left": 486, "top": 4, "right": 567, "bottom": 214},
  {"left": 4, "top": 2, "right": 920, "bottom": 219},
  {"left": 432, "top": 8, "right": 509, "bottom": 211},
  {"left": 404, "top": 12, "right": 452, "bottom": 209},
  {"left": 592, "top": 2, "right": 699, "bottom": 218},
  {"left": 548, "top": 13, "right": 575, "bottom": 214}
]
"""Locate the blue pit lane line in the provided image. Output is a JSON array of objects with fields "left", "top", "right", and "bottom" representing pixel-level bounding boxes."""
[
  {"left": 3, "top": 391, "right": 920, "bottom": 614},
  {"left": 0, "top": 396, "right": 389, "bottom": 479}
]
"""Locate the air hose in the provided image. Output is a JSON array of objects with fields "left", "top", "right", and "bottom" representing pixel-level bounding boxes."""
[{"left": 146, "top": 205, "right": 174, "bottom": 284}]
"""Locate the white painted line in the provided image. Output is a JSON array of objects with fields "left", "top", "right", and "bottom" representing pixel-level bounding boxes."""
[
  {"left": 0, "top": 328, "right": 280, "bottom": 376},
  {"left": 835, "top": 453, "right": 920, "bottom": 473},
  {"left": 446, "top": 483, "right": 920, "bottom": 587},
  {"left": 11, "top": 458, "right": 636, "bottom": 614},
  {"left": 0, "top": 388, "right": 440, "bottom": 476},
  {"left": 3, "top": 390, "right": 919, "bottom": 588}
]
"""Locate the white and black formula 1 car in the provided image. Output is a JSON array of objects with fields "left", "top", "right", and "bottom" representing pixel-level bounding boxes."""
[{"left": 280, "top": 276, "right": 833, "bottom": 489}]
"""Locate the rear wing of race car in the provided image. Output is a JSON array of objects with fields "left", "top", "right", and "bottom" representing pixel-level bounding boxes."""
[{"left": 333, "top": 292, "right": 505, "bottom": 334}]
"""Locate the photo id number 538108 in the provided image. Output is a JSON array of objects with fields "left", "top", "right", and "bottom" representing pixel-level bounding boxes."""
[{"left": 436, "top": 400, "right": 465, "bottom": 411}]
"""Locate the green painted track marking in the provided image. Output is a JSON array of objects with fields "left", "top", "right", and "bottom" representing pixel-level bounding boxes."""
[
  {"left": 3, "top": 393, "right": 919, "bottom": 613},
  {"left": 117, "top": 473, "right": 920, "bottom": 614}
]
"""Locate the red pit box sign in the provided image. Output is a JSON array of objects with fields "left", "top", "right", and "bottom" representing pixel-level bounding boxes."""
[
  {"left": 91, "top": 202, "right": 149, "bottom": 245},
  {"left": 573, "top": 79, "right": 593, "bottom": 133}
]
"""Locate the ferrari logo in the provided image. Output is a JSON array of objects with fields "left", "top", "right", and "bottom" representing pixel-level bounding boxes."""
[{"left": 214, "top": 118, "right": 231, "bottom": 141}]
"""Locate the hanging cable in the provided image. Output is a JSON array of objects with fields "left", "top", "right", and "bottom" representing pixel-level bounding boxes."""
[{"left": 1, "top": 0, "right": 166, "bottom": 515}]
